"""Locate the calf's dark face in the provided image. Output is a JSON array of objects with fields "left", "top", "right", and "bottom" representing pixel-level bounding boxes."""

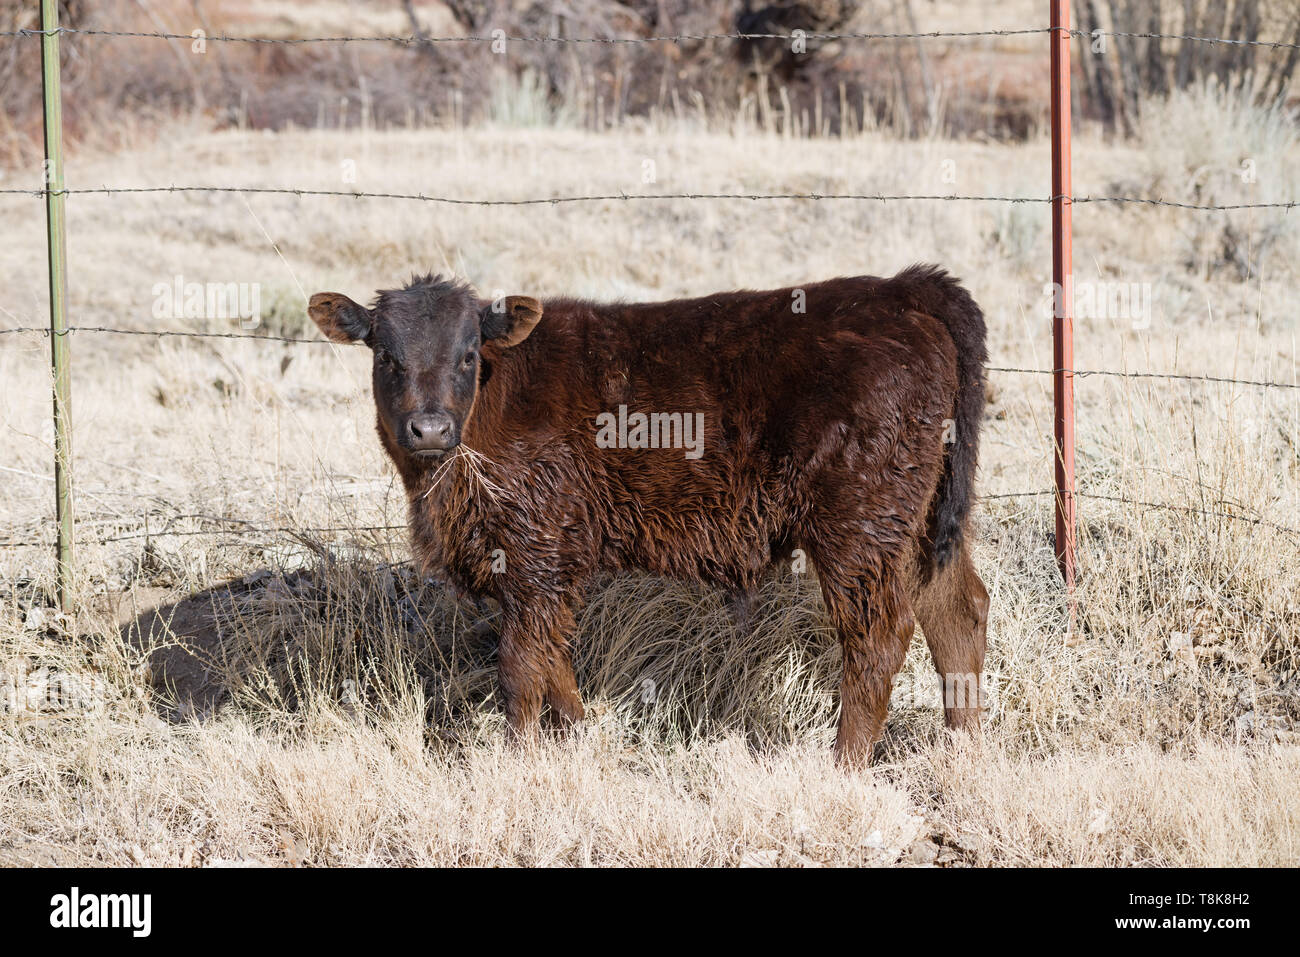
[{"left": 308, "top": 277, "right": 541, "bottom": 462}]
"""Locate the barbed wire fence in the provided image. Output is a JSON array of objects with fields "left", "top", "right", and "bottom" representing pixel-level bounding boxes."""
[{"left": 2, "top": 12, "right": 1299, "bottom": 605}]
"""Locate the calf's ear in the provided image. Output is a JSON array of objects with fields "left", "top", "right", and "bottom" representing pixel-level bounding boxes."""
[
  {"left": 309, "top": 292, "right": 372, "bottom": 344},
  {"left": 480, "top": 295, "right": 542, "bottom": 348}
]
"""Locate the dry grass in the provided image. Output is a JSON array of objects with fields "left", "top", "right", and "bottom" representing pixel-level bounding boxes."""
[{"left": 1, "top": 82, "right": 1298, "bottom": 866}]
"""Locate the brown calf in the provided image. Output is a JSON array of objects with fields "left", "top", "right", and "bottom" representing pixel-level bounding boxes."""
[{"left": 309, "top": 265, "right": 989, "bottom": 764}]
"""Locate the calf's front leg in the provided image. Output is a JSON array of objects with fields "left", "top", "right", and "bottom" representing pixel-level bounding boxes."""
[{"left": 496, "top": 597, "right": 584, "bottom": 743}]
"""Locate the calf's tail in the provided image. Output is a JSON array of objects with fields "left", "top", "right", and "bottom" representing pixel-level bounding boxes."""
[{"left": 891, "top": 263, "right": 988, "bottom": 568}]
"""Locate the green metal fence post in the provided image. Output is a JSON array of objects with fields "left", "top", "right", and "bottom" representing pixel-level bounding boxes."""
[{"left": 40, "top": 0, "right": 73, "bottom": 614}]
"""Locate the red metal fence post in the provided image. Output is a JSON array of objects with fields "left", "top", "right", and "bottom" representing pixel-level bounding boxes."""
[{"left": 1050, "top": 0, "right": 1077, "bottom": 593}]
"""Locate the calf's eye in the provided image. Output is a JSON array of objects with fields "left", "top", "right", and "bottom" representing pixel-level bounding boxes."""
[{"left": 461, "top": 352, "right": 476, "bottom": 369}]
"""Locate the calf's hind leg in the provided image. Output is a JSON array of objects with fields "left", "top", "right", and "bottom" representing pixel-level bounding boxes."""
[
  {"left": 815, "top": 561, "right": 916, "bottom": 766},
  {"left": 914, "top": 545, "right": 988, "bottom": 732}
]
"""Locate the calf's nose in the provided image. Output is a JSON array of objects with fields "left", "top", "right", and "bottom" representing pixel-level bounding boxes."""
[{"left": 406, "top": 411, "right": 456, "bottom": 451}]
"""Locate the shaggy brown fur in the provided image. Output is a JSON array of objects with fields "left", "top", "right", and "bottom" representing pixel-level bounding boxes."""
[{"left": 309, "top": 265, "right": 989, "bottom": 764}]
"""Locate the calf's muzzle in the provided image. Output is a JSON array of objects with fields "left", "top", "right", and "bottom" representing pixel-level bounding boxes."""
[{"left": 404, "top": 411, "right": 458, "bottom": 454}]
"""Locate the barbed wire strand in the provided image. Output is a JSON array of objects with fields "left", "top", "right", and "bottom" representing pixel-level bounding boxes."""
[
  {"left": 1076, "top": 492, "right": 1300, "bottom": 536},
  {"left": 0, "top": 325, "right": 330, "bottom": 343},
  {"left": 0, "top": 27, "right": 1055, "bottom": 44},
  {"left": 978, "top": 489, "right": 1300, "bottom": 539},
  {"left": 986, "top": 366, "right": 1300, "bottom": 390},
  {"left": 3, "top": 490, "right": 1295, "bottom": 550},
  {"left": 0, "top": 522, "right": 406, "bottom": 551},
  {"left": 0, "top": 185, "right": 1294, "bottom": 212},
  {"left": 1068, "top": 29, "right": 1300, "bottom": 51},
  {"left": 4, "top": 26, "right": 1298, "bottom": 50},
  {"left": 3, "top": 328, "right": 1294, "bottom": 391}
]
